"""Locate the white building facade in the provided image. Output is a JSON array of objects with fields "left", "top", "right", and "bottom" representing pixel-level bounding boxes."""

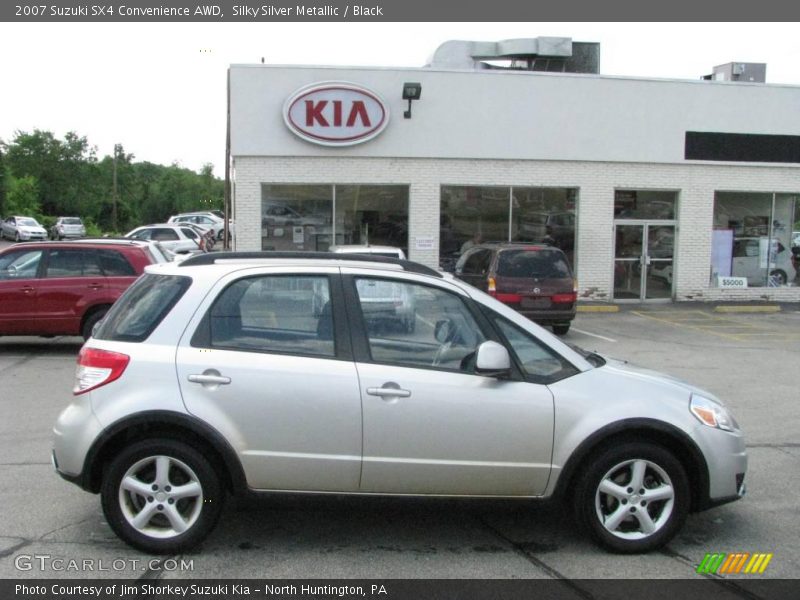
[{"left": 229, "top": 55, "right": 800, "bottom": 303}]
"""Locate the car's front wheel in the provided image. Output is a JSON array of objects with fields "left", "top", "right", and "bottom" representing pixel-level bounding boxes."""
[
  {"left": 101, "top": 439, "right": 224, "bottom": 554},
  {"left": 574, "top": 442, "right": 689, "bottom": 553}
]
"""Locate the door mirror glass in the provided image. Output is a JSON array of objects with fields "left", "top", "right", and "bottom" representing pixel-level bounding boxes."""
[{"left": 474, "top": 341, "right": 511, "bottom": 377}]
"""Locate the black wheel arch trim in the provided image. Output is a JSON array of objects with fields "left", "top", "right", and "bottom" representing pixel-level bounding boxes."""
[
  {"left": 78, "top": 410, "right": 248, "bottom": 495},
  {"left": 553, "top": 418, "right": 712, "bottom": 512}
]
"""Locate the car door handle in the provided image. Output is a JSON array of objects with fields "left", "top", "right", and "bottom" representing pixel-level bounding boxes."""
[
  {"left": 188, "top": 373, "right": 231, "bottom": 385},
  {"left": 20, "top": 286, "right": 35, "bottom": 293},
  {"left": 87, "top": 283, "right": 103, "bottom": 290},
  {"left": 367, "top": 384, "right": 411, "bottom": 398}
]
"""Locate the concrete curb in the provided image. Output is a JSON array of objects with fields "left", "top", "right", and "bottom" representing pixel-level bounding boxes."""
[
  {"left": 713, "top": 305, "right": 782, "bottom": 314},
  {"left": 577, "top": 305, "right": 620, "bottom": 313}
]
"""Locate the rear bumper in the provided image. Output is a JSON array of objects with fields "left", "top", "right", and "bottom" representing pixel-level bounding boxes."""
[{"left": 514, "top": 307, "right": 576, "bottom": 324}]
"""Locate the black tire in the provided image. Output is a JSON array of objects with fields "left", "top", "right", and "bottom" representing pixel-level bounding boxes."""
[
  {"left": 573, "top": 442, "right": 689, "bottom": 553},
  {"left": 552, "top": 323, "right": 571, "bottom": 336},
  {"left": 101, "top": 438, "right": 224, "bottom": 554},
  {"left": 81, "top": 307, "right": 109, "bottom": 341}
]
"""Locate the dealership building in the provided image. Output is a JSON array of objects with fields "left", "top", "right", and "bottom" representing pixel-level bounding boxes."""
[{"left": 228, "top": 38, "right": 800, "bottom": 303}]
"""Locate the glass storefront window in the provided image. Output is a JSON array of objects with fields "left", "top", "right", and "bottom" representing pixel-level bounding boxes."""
[
  {"left": 511, "top": 187, "right": 577, "bottom": 266},
  {"left": 712, "top": 192, "right": 799, "bottom": 288},
  {"left": 440, "top": 185, "right": 577, "bottom": 272},
  {"left": 614, "top": 190, "right": 677, "bottom": 220},
  {"left": 261, "top": 185, "right": 333, "bottom": 252},
  {"left": 261, "top": 184, "right": 408, "bottom": 253},
  {"left": 336, "top": 185, "right": 409, "bottom": 256}
]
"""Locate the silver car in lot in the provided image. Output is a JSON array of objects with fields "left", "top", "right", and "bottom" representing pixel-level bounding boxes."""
[
  {"left": 53, "top": 252, "right": 747, "bottom": 555},
  {"left": 50, "top": 216, "right": 86, "bottom": 240},
  {"left": 1, "top": 215, "right": 48, "bottom": 241}
]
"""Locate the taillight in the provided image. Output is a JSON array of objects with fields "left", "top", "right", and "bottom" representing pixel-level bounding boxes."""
[
  {"left": 487, "top": 276, "right": 497, "bottom": 296},
  {"left": 73, "top": 347, "right": 130, "bottom": 395},
  {"left": 552, "top": 292, "right": 578, "bottom": 304}
]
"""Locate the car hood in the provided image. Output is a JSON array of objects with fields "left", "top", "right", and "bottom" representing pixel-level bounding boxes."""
[
  {"left": 600, "top": 356, "right": 724, "bottom": 406},
  {"left": 20, "top": 226, "right": 46, "bottom": 233}
]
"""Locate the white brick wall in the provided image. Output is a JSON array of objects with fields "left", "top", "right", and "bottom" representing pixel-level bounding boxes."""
[{"left": 232, "top": 156, "right": 800, "bottom": 303}]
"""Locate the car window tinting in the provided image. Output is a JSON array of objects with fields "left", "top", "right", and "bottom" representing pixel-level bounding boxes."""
[
  {"left": 355, "top": 277, "right": 485, "bottom": 372},
  {"left": 98, "top": 250, "right": 136, "bottom": 276},
  {"left": 0, "top": 250, "right": 43, "bottom": 280},
  {"left": 198, "top": 275, "right": 335, "bottom": 358},
  {"left": 491, "top": 315, "right": 579, "bottom": 382},
  {"left": 497, "top": 249, "right": 572, "bottom": 279},
  {"left": 44, "top": 249, "right": 102, "bottom": 278},
  {"left": 94, "top": 274, "right": 191, "bottom": 342}
]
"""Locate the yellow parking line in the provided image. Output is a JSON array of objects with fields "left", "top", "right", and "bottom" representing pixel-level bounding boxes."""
[
  {"left": 631, "top": 311, "right": 745, "bottom": 341},
  {"left": 632, "top": 310, "right": 795, "bottom": 342}
]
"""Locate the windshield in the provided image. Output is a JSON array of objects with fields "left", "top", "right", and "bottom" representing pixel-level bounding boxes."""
[
  {"left": 19, "top": 218, "right": 40, "bottom": 227},
  {"left": 62, "top": 218, "right": 82, "bottom": 225},
  {"left": 497, "top": 248, "right": 572, "bottom": 279}
]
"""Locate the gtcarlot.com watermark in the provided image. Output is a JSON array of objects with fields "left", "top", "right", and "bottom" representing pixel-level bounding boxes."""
[{"left": 15, "top": 554, "right": 194, "bottom": 573}]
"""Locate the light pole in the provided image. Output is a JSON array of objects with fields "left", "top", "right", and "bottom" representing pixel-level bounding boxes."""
[{"left": 112, "top": 143, "right": 121, "bottom": 232}]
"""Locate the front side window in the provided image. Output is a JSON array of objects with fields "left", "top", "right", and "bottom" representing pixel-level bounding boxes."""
[
  {"left": 200, "top": 275, "right": 335, "bottom": 358},
  {"left": 355, "top": 277, "right": 485, "bottom": 371},
  {"left": 491, "top": 314, "right": 578, "bottom": 382},
  {"left": 0, "top": 250, "right": 44, "bottom": 280}
]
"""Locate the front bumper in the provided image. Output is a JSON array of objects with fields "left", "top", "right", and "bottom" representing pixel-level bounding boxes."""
[{"left": 693, "top": 424, "right": 748, "bottom": 510}]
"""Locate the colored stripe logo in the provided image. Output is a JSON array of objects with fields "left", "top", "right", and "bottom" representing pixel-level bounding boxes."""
[{"left": 697, "top": 552, "right": 773, "bottom": 574}]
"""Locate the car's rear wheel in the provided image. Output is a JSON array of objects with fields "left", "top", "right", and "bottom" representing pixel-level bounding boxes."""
[
  {"left": 769, "top": 270, "right": 787, "bottom": 285},
  {"left": 101, "top": 439, "right": 224, "bottom": 554},
  {"left": 574, "top": 442, "right": 689, "bottom": 553},
  {"left": 81, "top": 307, "right": 109, "bottom": 341},
  {"left": 552, "top": 323, "right": 570, "bottom": 336}
]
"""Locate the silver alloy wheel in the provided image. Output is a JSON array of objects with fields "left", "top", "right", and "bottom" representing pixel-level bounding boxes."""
[
  {"left": 118, "top": 455, "right": 204, "bottom": 539},
  {"left": 594, "top": 458, "right": 675, "bottom": 540}
]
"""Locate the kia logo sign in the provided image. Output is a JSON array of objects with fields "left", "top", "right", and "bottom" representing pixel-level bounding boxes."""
[{"left": 283, "top": 82, "right": 389, "bottom": 146}]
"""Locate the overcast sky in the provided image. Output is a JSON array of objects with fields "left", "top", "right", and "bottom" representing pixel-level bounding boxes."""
[{"left": 1, "top": 22, "right": 798, "bottom": 177}]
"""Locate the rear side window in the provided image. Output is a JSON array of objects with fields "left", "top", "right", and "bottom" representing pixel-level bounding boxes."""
[
  {"left": 44, "top": 249, "right": 102, "bottom": 278},
  {"left": 497, "top": 249, "right": 572, "bottom": 279},
  {"left": 193, "top": 275, "right": 335, "bottom": 358},
  {"left": 98, "top": 249, "right": 136, "bottom": 276},
  {"left": 94, "top": 274, "right": 191, "bottom": 342}
]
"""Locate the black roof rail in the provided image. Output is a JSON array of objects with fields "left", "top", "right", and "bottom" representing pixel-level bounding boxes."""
[{"left": 178, "top": 251, "right": 443, "bottom": 278}]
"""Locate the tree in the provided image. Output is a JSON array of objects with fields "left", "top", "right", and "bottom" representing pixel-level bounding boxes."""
[
  {"left": 5, "top": 175, "right": 41, "bottom": 217},
  {"left": 4, "top": 130, "right": 96, "bottom": 216}
]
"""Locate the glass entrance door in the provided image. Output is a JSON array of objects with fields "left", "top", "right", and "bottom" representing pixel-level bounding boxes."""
[{"left": 614, "top": 222, "right": 675, "bottom": 300}]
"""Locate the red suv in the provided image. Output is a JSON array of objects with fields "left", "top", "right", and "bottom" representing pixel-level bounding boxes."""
[
  {"left": 455, "top": 243, "right": 577, "bottom": 335},
  {"left": 0, "top": 240, "right": 164, "bottom": 340}
]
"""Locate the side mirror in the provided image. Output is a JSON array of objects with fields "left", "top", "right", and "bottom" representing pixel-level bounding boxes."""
[{"left": 475, "top": 341, "right": 512, "bottom": 378}]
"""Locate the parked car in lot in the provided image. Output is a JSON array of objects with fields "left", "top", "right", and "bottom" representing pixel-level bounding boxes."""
[
  {"left": 53, "top": 251, "right": 746, "bottom": 555},
  {"left": 455, "top": 243, "right": 577, "bottom": 335},
  {"left": 50, "top": 217, "right": 86, "bottom": 240},
  {"left": 328, "top": 245, "right": 415, "bottom": 331},
  {"left": 732, "top": 237, "right": 797, "bottom": 286},
  {"left": 125, "top": 224, "right": 209, "bottom": 254},
  {"left": 1, "top": 216, "right": 48, "bottom": 242},
  {"left": 168, "top": 212, "right": 232, "bottom": 241},
  {"left": 0, "top": 240, "right": 164, "bottom": 340}
]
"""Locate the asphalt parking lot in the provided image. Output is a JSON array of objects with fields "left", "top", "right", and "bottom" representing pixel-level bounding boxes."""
[{"left": 0, "top": 305, "right": 798, "bottom": 588}]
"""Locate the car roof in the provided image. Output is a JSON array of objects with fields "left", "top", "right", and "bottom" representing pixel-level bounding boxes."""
[
  {"left": 177, "top": 251, "right": 442, "bottom": 278},
  {"left": 330, "top": 244, "right": 404, "bottom": 254},
  {"left": 3, "top": 239, "right": 152, "bottom": 251}
]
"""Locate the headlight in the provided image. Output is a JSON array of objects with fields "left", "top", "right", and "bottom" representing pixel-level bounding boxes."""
[{"left": 690, "top": 394, "right": 736, "bottom": 431}]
